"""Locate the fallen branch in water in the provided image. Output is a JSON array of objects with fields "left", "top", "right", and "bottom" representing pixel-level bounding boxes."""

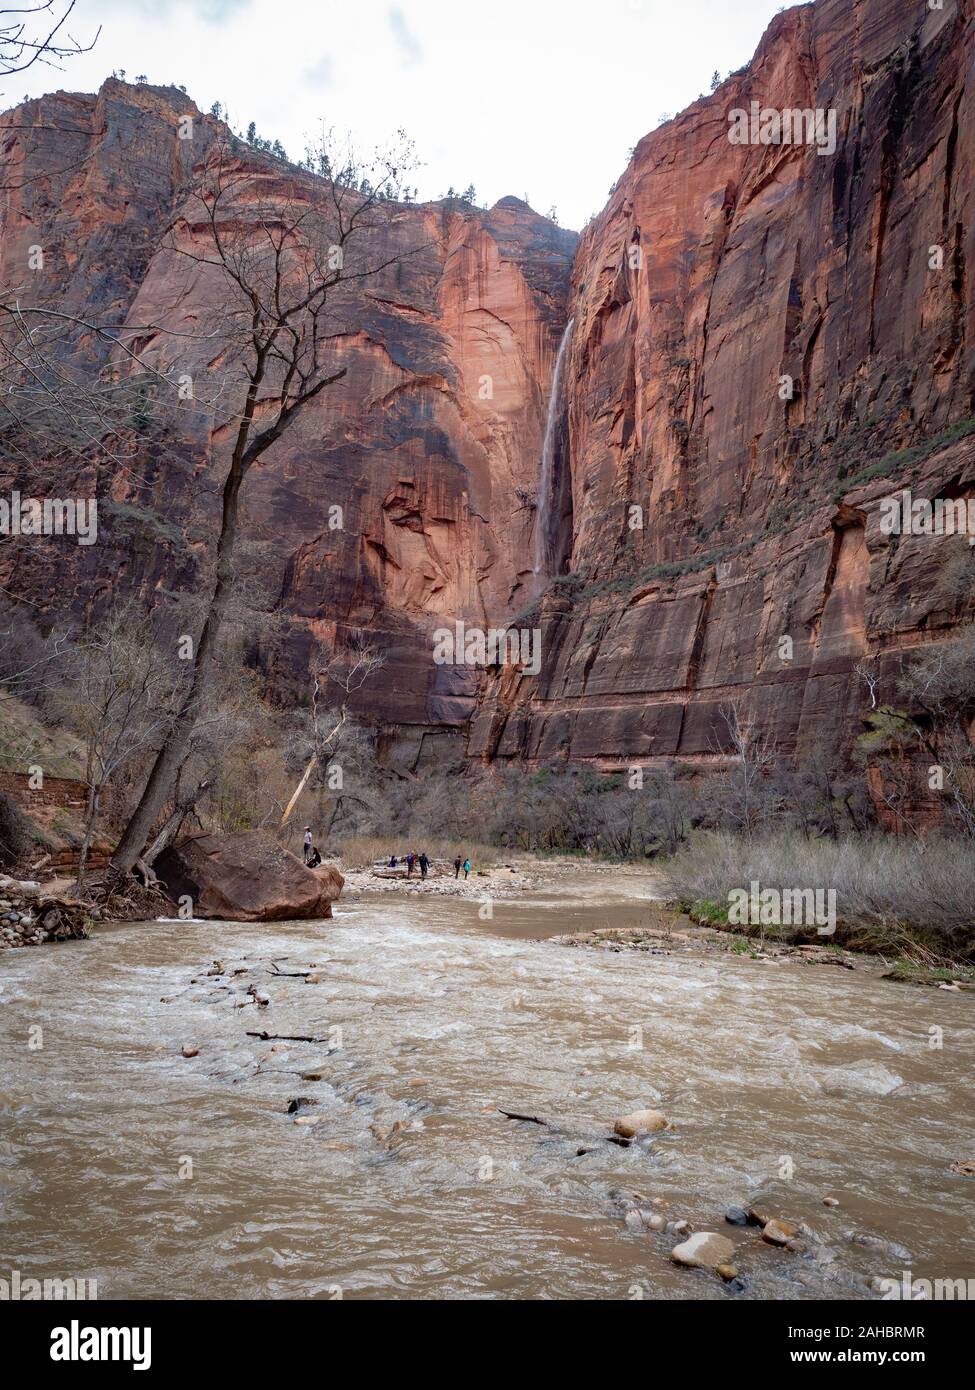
[
  {"left": 246, "top": 1031, "right": 330, "bottom": 1043},
  {"left": 498, "top": 1107, "right": 632, "bottom": 1147}
]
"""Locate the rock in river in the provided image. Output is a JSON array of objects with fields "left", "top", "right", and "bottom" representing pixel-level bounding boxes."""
[
  {"left": 613, "top": 1109, "right": 668, "bottom": 1137},
  {"left": 762, "top": 1218, "right": 799, "bottom": 1246},
  {"left": 155, "top": 830, "right": 344, "bottom": 922},
  {"left": 671, "top": 1232, "right": 736, "bottom": 1271}
]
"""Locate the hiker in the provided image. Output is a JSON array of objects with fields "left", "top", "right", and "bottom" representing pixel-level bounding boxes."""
[
  {"left": 453, "top": 854, "right": 462, "bottom": 878},
  {"left": 388, "top": 854, "right": 398, "bottom": 868},
  {"left": 303, "top": 826, "right": 313, "bottom": 863},
  {"left": 307, "top": 846, "right": 322, "bottom": 869},
  {"left": 419, "top": 851, "right": 429, "bottom": 880},
  {"left": 462, "top": 857, "right": 471, "bottom": 879},
  {"left": 407, "top": 851, "right": 416, "bottom": 878}
]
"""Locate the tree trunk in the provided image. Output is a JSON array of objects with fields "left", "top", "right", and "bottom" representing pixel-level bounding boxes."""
[
  {"left": 110, "top": 454, "right": 247, "bottom": 875},
  {"left": 143, "top": 777, "right": 210, "bottom": 867},
  {"left": 76, "top": 782, "right": 101, "bottom": 892},
  {"left": 279, "top": 753, "right": 317, "bottom": 834}
]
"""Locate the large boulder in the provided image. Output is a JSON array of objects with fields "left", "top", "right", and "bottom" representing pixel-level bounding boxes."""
[{"left": 155, "top": 830, "right": 343, "bottom": 922}]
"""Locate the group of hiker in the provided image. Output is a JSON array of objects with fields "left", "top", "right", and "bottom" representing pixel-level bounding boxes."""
[
  {"left": 302, "top": 826, "right": 472, "bottom": 883},
  {"left": 388, "top": 851, "right": 471, "bottom": 880}
]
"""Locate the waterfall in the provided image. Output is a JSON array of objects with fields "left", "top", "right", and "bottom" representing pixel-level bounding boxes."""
[{"left": 532, "top": 317, "right": 574, "bottom": 578}]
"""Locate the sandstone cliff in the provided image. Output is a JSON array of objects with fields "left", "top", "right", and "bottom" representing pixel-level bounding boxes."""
[
  {"left": 0, "top": 79, "right": 577, "bottom": 768},
  {"left": 473, "top": 0, "right": 975, "bottom": 771},
  {"left": 2, "top": 0, "right": 974, "bottom": 780}
]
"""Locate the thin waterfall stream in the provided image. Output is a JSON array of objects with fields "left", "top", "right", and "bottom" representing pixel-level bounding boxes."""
[{"left": 533, "top": 317, "right": 574, "bottom": 580}]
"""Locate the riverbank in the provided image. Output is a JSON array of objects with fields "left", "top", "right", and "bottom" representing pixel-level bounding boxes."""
[{"left": 335, "top": 854, "right": 975, "bottom": 990}]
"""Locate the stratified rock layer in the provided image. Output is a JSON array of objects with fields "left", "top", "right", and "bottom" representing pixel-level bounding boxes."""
[
  {"left": 2, "top": 0, "right": 974, "bottom": 775},
  {"left": 472, "top": 0, "right": 975, "bottom": 770},
  {"left": 0, "top": 80, "right": 576, "bottom": 766}
]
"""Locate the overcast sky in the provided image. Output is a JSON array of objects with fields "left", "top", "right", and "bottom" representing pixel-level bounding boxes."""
[{"left": 10, "top": 0, "right": 787, "bottom": 229}]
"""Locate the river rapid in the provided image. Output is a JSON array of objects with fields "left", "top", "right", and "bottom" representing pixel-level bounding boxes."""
[{"left": 1, "top": 867, "right": 972, "bottom": 1300}]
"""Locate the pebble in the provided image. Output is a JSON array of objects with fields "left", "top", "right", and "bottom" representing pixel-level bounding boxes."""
[
  {"left": 180, "top": 1044, "right": 199, "bottom": 1058},
  {"left": 823, "top": 1196, "right": 840, "bottom": 1207},
  {"left": 762, "top": 1218, "right": 798, "bottom": 1245},
  {"left": 725, "top": 1205, "right": 750, "bottom": 1225}
]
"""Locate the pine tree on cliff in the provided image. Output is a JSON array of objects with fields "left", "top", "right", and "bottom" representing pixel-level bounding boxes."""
[{"left": 109, "top": 133, "right": 420, "bottom": 878}]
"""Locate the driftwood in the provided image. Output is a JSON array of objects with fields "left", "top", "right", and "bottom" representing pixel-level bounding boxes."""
[
  {"left": 498, "top": 1107, "right": 632, "bottom": 1148},
  {"left": 36, "top": 897, "right": 94, "bottom": 941},
  {"left": 246, "top": 1031, "right": 331, "bottom": 1043}
]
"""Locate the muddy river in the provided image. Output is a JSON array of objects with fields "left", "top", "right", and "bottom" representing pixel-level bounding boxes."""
[{"left": 1, "top": 868, "right": 972, "bottom": 1299}]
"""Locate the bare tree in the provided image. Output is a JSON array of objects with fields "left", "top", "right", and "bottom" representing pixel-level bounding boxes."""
[
  {"left": 279, "top": 634, "right": 385, "bottom": 836},
  {"left": 0, "top": 591, "right": 71, "bottom": 706},
  {"left": 107, "top": 136, "right": 418, "bottom": 877},
  {"left": 714, "top": 699, "right": 779, "bottom": 834},
  {"left": 0, "top": 2, "right": 98, "bottom": 83},
  {"left": 855, "top": 634, "right": 975, "bottom": 839},
  {"left": 62, "top": 606, "right": 178, "bottom": 890}
]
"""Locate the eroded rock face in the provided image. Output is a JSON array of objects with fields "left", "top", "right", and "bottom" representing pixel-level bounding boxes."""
[
  {"left": 0, "top": 83, "right": 577, "bottom": 763},
  {"left": 473, "top": 0, "right": 975, "bottom": 770},
  {"left": 2, "top": 0, "right": 974, "bottom": 777},
  {"left": 155, "top": 830, "right": 343, "bottom": 921}
]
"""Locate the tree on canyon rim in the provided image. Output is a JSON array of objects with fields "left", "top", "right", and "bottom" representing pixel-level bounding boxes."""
[{"left": 109, "top": 132, "right": 420, "bottom": 877}]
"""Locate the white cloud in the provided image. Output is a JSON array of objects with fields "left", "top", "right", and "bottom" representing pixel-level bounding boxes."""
[{"left": 9, "top": 0, "right": 786, "bottom": 228}]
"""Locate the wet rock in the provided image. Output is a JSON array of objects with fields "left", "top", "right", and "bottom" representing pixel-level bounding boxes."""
[
  {"left": 667, "top": 1219, "right": 690, "bottom": 1236},
  {"left": 671, "top": 1232, "right": 736, "bottom": 1271},
  {"left": 823, "top": 1196, "right": 840, "bottom": 1207},
  {"left": 949, "top": 1160, "right": 975, "bottom": 1177},
  {"left": 180, "top": 1044, "right": 199, "bottom": 1058},
  {"left": 847, "top": 1231, "right": 911, "bottom": 1260},
  {"left": 286, "top": 1097, "right": 317, "bottom": 1113},
  {"left": 724, "top": 1205, "right": 750, "bottom": 1226},
  {"left": 762, "top": 1218, "right": 798, "bottom": 1245},
  {"left": 613, "top": 1108, "right": 668, "bottom": 1138},
  {"left": 624, "top": 1209, "right": 644, "bottom": 1232},
  {"left": 716, "top": 1263, "right": 738, "bottom": 1281},
  {"left": 293, "top": 1114, "right": 321, "bottom": 1127}
]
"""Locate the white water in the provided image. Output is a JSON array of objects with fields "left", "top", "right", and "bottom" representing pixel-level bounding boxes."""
[{"left": 532, "top": 317, "right": 574, "bottom": 578}]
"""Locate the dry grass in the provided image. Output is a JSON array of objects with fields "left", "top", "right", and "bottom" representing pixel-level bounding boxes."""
[{"left": 663, "top": 830, "right": 975, "bottom": 962}]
